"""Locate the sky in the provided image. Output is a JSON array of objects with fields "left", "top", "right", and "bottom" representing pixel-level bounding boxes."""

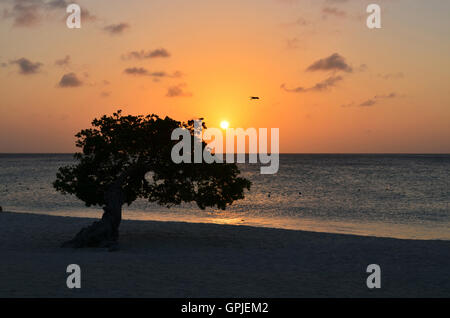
[{"left": 0, "top": 0, "right": 449, "bottom": 153}]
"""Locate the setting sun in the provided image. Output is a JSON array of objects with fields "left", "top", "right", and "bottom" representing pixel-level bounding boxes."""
[{"left": 220, "top": 121, "right": 230, "bottom": 130}]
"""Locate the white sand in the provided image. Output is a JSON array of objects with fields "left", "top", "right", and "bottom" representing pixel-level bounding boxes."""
[{"left": 0, "top": 211, "right": 449, "bottom": 298}]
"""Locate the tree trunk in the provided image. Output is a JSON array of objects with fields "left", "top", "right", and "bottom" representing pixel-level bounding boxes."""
[
  {"left": 61, "top": 163, "right": 147, "bottom": 249},
  {"left": 61, "top": 184, "right": 124, "bottom": 249}
]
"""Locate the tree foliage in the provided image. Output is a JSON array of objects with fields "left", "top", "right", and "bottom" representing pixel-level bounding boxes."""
[{"left": 54, "top": 110, "right": 251, "bottom": 210}]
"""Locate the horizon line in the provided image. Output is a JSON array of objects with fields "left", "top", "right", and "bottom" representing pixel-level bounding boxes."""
[{"left": 1, "top": 152, "right": 450, "bottom": 155}]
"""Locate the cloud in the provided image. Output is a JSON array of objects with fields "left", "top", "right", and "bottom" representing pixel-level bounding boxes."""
[
  {"left": 359, "top": 92, "right": 398, "bottom": 107},
  {"left": 123, "top": 67, "right": 149, "bottom": 76},
  {"left": 55, "top": 55, "right": 70, "bottom": 67},
  {"left": 81, "top": 8, "right": 97, "bottom": 22},
  {"left": 280, "top": 83, "right": 306, "bottom": 93},
  {"left": 378, "top": 72, "right": 405, "bottom": 80},
  {"left": 3, "top": 1, "right": 41, "bottom": 27},
  {"left": 46, "top": 0, "right": 70, "bottom": 9},
  {"left": 375, "top": 92, "right": 397, "bottom": 99},
  {"left": 291, "top": 17, "right": 309, "bottom": 26},
  {"left": 2, "top": 0, "right": 95, "bottom": 27},
  {"left": 281, "top": 75, "right": 343, "bottom": 93},
  {"left": 286, "top": 37, "right": 307, "bottom": 50},
  {"left": 121, "top": 48, "right": 171, "bottom": 60},
  {"left": 311, "top": 75, "right": 343, "bottom": 91},
  {"left": 322, "top": 7, "right": 347, "bottom": 18},
  {"left": 359, "top": 99, "right": 377, "bottom": 107},
  {"left": 123, "top": 67, "right": 182, "bottom": 78},
  {"left": 171, "top": 70, "right": 183, "bottom": 78},
  {"left": 281, "top": 17, "right": 310, "bottom": 27},
  {"left": 306, "top": 53, "right": 353, "bottom": 73},
  {"left": 341, "top": 92, "right": 399, "bottom": 108},
  {"left": 340, "top": 101, "right": 355, "bottom": 108},
  {"left": 358, "top": 64, "right": 368, "bottom": 72},
  {"left": 58, "top": 72, "right": 82, "bottom": 87},
  {"left": 10, "top": 57, "right": 43, "bottom": 74},
  {"left": 166, "top": 83, "right": 192, "bottom": 97},
  {"left": 103, "top": 23, "right": 130, "bottom": 35}
]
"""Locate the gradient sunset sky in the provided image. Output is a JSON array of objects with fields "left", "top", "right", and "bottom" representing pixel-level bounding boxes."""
[{"left": 0, "top": 0, "right": 449, "bottom": 153}]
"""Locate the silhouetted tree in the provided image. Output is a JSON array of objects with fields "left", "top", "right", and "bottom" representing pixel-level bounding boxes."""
[{"left": 54, "top": 110, "right": 251, "bottom": 248}]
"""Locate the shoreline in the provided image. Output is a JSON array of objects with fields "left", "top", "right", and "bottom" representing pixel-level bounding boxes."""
[
  {"left": 6, "top": 209, "right": 449, "bottom": 241},
  {"left": 0, "top": 211, "right": 449, "bottom": 297}
]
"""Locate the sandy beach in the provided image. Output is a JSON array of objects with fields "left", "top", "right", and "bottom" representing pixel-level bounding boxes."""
[{"left": 0, "top": 211, "right": 449, "bottom": 298}]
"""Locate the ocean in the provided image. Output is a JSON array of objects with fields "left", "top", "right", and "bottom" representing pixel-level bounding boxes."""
[{"left": 0, "top": 154, "right": 449, "bottom": 240}]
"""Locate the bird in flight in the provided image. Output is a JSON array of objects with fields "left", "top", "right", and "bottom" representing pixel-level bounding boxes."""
[{"left": 249, "top": 96, "right": 260, "bottom": 100}]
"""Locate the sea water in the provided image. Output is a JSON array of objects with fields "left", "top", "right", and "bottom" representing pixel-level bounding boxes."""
[{"left": 0, "top": 154, "right": 449, "bottom": 240}]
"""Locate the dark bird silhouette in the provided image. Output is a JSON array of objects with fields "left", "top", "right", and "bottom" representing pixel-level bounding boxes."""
[{"left": 249, "top": 96, "right": 260, "bottom": 100}]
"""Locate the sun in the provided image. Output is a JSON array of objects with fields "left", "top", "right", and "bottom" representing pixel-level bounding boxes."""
[{"left": 220, "top": 120, "right": 230, "bottom": 129}]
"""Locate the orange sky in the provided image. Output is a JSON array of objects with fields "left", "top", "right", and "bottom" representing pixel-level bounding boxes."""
[{"left": 0, "top": 0, "right": 449, "bottom": 153}]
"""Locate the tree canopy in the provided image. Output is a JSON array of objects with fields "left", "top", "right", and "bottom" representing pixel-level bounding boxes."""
[{"left": 54, "top": 110, "right": 251, "bottom": 211}]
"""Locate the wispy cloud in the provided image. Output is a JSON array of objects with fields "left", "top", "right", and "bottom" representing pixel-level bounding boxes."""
[
  {"left": 46, "top": 0, "right": 71, "bottom": 9},
  {"left": 121, "top": 48, "right": 171, "bottom": 60},
  {"left": 281, "top": 75, "right": 343, "bottom": 93},
  {"left": 10, "top": 57, "right": 43, "bottom": 74},
  {"left": 58, "top": 72, "right": 83, "bottom": 87},
  {"left": 2, "top": 0, "right": 96, "bottom": 27},
  {"left": 340, "top": 101, "right": 355, "bottom": 108},
  {"left": 80, "top": 8, "right": 97, "bottom": 22},
  {"left": 341, "top": 92, "right": 400, "bottom": 108},
  {"left": 359, "top": 92, "right": 398, "bottom": 107},
  {"left": 123, "top": 67, "right": 182, "bottom": 78},
  {"left": 378, "top": 72, "right": 405, "bottom": 80},
  {"left": 166, "top": 83, "right": 192, "bottom": 97},
  {"left": 281, "top": 17, "right": 310, "bottom": 27},
  {"left": 3, "top": 0, "right": 41, "bottom": 27},
  {"left": 306, "top": 53, "right": 353, "bottom": 73},
  {"left": 322, "top": 7, "right": 347, "bottom": 18},
  {"left": 123, "top": 67, "right": 150, "bottom": 76},
  {"left": 375, "top": 92, "right": 397, "bottom": 99},
  {"left": 55, "top": 55, "right": 70, "bottom": 67},
  {"left": 286, "top": 37, "right": 307, "bottom": 50},
  {"left": 359, "top": 99, "right": 377, "bottom": 107},
  {"left": 103, "top": 23, "right": 130, "bottom": 35}
]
